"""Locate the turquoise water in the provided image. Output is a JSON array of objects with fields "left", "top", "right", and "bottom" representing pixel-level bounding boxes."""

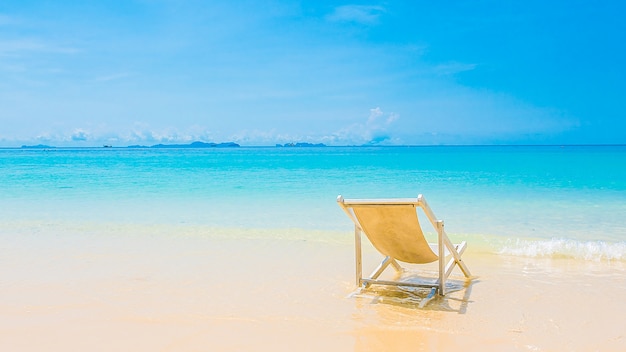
[{"left": 1, "top": 146, "right": 625, "bottom": 260}]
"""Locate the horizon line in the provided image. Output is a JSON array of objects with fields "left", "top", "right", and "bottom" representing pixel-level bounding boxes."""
[{"left": 3, "top": 143, "right": 626, "bottom": 149}]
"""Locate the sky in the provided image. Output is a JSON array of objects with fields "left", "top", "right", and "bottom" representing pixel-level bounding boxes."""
[{"left": 1, "top": 0, "right": 625, "bottom": 146}]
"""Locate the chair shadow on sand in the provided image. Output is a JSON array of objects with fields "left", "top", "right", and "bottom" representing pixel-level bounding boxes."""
[{"left": 350, "top": 273, "right": 478, "bottom": 313}]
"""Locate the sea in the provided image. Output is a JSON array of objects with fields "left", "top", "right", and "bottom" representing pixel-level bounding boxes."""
[{"left": 1, "top": 145, "right": 625, "bottom": 262}]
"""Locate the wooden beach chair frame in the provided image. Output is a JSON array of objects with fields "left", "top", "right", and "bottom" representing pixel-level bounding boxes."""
[{"left": 337, "top": 194, "right": 471, "bottom": 300}]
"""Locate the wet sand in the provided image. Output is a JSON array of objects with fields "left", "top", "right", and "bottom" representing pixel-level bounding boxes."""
[{"left": 1, "top": 228, "right": 625, "bottom": 351}]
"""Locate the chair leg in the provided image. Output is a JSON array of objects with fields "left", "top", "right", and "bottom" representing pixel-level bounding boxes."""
[
  {"left": 419, "top": 287, "right": 437, "bottom": 308},
  {"left": 437, "top": 221, "right": 446, "bottom": 295},
  {"left": 354, "top": 226, "right": 363, "bottom": 287},
  {"left": 444, "top": 240, "right": 471, "bottom": 278},
  {"left": 366, "top": 256, "right": 394, "bottom": 287},
  {"left": 438, "top": 256, "right": 446, "bottom": 296},
  {"left": 390, "top": 258, "right": 403, "bottom": 273}
]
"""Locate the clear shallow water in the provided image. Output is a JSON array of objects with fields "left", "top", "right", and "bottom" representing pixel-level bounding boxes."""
[{"left": 1, "top": 146, "right": 625, "bottom": 261}]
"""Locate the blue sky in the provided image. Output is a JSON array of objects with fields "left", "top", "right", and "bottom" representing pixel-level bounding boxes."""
[{"left": 1, "top": 1, "right": 624, "bottom": 146}]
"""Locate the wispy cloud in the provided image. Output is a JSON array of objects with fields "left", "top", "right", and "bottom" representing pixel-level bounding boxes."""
[
  {"left": 432, "top": 62, "right": 477, "bottom": 76},
  {"left": 95, "top": 72, "right": 132, "bottom": 82},
  {"left": 0, "top": 39, "right": 79, "bottom": 56},
  {"left": 0, "top": 39, "right": 46, "bottom": 55},
  {"left": 326, "top": 5, "right": 386, "bottom": 25}
]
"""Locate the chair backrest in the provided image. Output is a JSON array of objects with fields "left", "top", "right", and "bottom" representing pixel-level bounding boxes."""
[{"left": 349, "top": 203, "right": 439, "bottom": 264}]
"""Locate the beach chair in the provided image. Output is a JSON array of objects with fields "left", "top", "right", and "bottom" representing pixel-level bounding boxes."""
[{"left": 337, "top": 194, "right": 471, "bottom": 303}]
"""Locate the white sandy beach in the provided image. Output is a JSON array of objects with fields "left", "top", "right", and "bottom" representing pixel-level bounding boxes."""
[{"left": 1, "top": 225, "right": 625, "bottom": 351}]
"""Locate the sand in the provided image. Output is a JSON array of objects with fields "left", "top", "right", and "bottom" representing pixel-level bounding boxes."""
[{"left": 1, "top": 229, "right": 625, "bottom": 351}]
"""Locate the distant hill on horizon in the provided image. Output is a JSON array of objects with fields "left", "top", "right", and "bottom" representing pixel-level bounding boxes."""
[
  {"left": 21, "top": 144, "right": 56, "bottom": 149},
  {"left": 276, "top": 142, "right": 326, "bottom": 147},
  {"left": 128, "top": 141, "right": 240, "bottom": 148}
]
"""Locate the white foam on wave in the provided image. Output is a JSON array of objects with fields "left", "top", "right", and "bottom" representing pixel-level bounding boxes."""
[{"left": 498, "top": 238, "right": 626, "bottom": 262}]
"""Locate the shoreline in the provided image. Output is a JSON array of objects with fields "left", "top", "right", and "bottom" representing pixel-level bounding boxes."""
[{"left": 3, "top": 217, "right": 625, "bottom": 262}]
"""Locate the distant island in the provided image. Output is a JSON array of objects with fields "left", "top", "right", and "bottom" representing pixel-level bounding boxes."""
[
  {"left": 21, "top": 144, "right": 55, "bottom": 149},
  {"left": 128, "top": 141, "right": 240, "bottom": 148},
  {"left": 276, "top": 142, "right": 326, "bottom": 147}
]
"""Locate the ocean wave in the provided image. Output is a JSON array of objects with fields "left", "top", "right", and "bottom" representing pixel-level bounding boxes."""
[{"left": 497, "top": 238, "right": 626, "bottom": 262}]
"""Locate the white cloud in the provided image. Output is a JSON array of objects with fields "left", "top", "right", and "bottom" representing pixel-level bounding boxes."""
[
  {"left": 326, "top": 5, "right": 386, "bottom": 25},
  {"left": 71, "top": 129, "right": 90, "bottom": 141},
  {"left": 122, "top": 129, "right": 198, "bottom": 145},
  {"left": 366, "top": 106, "right": 384, "bottom": 124},
  {"left": 366, "top": 107, "right": 398, "bottom": 126},
  {"left": 328, "top": 107, "right": 401, "bottom": 145},
  {"left": 230, "top": 129, "right": 279, "bottom": 144}
]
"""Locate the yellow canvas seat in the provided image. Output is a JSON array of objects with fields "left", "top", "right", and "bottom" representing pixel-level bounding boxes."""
[{"left": 337, "top": 194, "right": 471, "bottom": 299}]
